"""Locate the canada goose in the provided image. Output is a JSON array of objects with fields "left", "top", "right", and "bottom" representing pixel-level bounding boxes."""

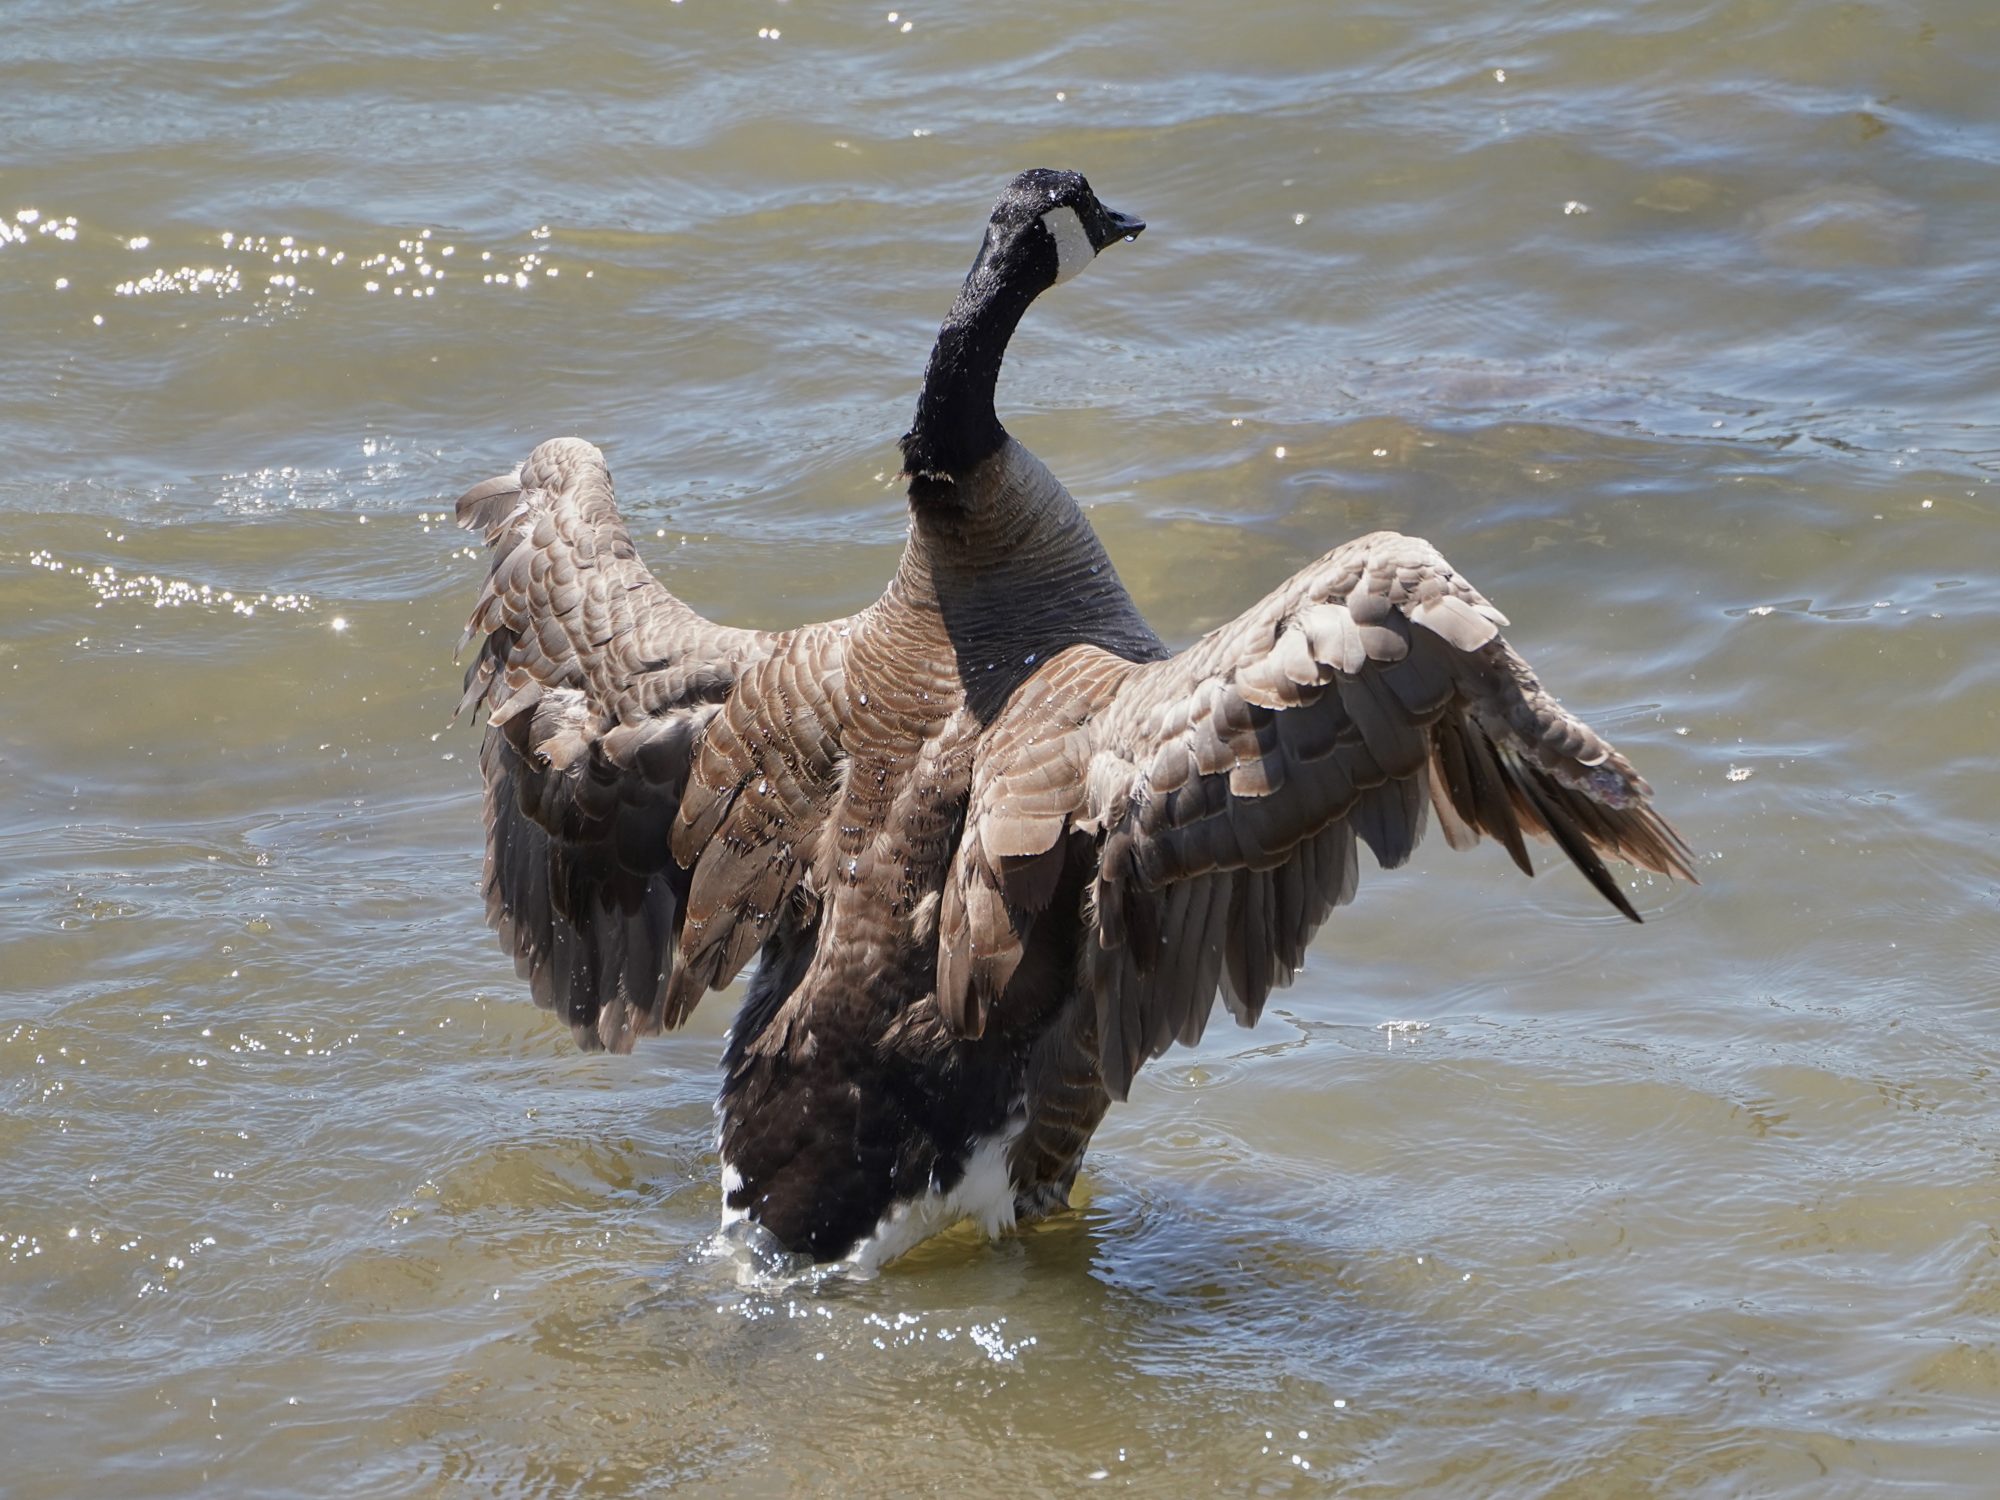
[{"left": 455, "top": 169, "right": 1695, "bottom": 1269}]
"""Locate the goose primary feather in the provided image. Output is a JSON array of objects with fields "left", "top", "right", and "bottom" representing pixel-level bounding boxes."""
[{"left": 454, "top": 169, "right": 1696, "bottom": 1268}]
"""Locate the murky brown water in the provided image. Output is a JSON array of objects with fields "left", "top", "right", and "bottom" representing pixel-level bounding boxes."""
[{"left": 5, "top": 0, "right": 1999, "bottom": 1494}]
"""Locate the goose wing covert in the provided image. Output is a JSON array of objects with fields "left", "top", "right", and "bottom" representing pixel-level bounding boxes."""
[{"left": 942, "top": 530, "right": 1697, "bottom": 1097}]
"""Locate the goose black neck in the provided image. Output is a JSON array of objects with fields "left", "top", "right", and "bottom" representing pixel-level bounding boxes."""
[{"left": 900, "top": 233, "right": 1051, "bottom": 504}]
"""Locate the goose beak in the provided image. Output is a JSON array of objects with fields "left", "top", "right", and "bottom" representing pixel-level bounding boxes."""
[{"left": 1092, "top": 205, "right": 1147, "bottom": 250}]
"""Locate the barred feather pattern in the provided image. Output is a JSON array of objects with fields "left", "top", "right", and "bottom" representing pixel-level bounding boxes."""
[
  {"left": 455, "top": 437, "right": 778, "bottom": 1051},
  {"left": 458, "top": 435, "right": 1695, "bottom": 1261},
  {"left": 943, "top": 530, "right": 1697, "bottom": 1103}
]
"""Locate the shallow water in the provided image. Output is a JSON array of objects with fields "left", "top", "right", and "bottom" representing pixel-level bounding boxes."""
[{"left": 4, "top": 0, "right": 1999, "bottom": 1494}]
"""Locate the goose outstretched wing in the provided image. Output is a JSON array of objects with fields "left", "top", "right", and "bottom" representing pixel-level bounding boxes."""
[
  {"left": 456, "top": 437, "right": 781, "bottom": 1050},
  {"left": 940, "top": 530, "right": 1696, "bottom": 1096}
]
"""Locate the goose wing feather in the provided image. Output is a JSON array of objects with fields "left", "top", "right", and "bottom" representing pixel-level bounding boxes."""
[
  {"left": 661, "top": 626, "right": 850, "bottom": 1022},
  {"left": 456, "top": 436, "right": 782, "bottom": 1050},
  {"left": 942, "top": 529, "right": 1696, "bottom": 1097}
]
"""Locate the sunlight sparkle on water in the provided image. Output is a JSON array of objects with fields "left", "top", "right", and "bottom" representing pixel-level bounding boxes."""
[
  {"left": 116, "top": 265, "right": 244, "bottom": 297},
  {"left": 27, "top": 549, "right": 315, "bottom": 619},
  {"left": 4, "top": 210, "right": 77, "bottom": 247},
  {"left": 11, "top": 212, "right": 580, "bottom": 317}
]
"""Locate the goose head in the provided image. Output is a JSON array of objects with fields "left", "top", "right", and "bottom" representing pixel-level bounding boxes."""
[
  {"left": 971, "top": 168, "right": 1146, "bottom": 294},
  {"left": 902, "top": 170, "right": 1144, "bottom": 490}
]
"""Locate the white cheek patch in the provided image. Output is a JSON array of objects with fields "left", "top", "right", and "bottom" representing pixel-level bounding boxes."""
[{"left": 1042, "top": 205, "right": 1095, "bottom": 284}]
